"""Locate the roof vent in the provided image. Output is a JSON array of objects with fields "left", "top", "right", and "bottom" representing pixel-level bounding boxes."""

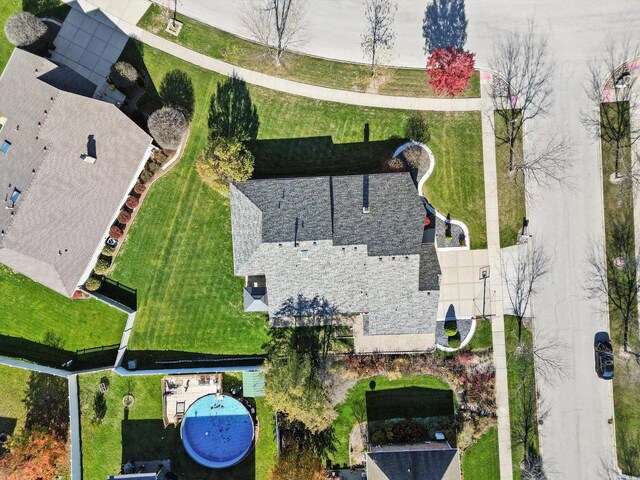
[
  {"left": 80, "top": 154, "right": 96, "bottom": 164},
  {"left": 362, "top": 175, "right": 370, "bottom": 213}
]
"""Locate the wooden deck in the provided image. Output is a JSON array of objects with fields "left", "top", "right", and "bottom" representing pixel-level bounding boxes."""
[{"left": 162, "top": 373, "right": 223, "bottom": 427}]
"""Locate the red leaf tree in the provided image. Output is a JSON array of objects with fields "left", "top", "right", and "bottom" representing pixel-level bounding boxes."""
[
  {"left": 0, "top": 429, "right": 69, "bottom": 479},
  {"left": 427, "top": 48, "right": 475, "bottom": 97}
]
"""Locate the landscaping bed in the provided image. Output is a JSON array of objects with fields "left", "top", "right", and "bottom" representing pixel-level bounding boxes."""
[
  {"left": 138, "top": 4, "right": 480, "bottom": 99},
  {"left": 110, "top": 40, "right": 485, "bottom": 356}
]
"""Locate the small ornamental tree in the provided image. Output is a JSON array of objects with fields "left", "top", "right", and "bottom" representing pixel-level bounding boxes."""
[
  {"left": 85, "top": 276, "right": 102, "bottom": 291},
  {"left": 125, "top": 196, "right": 139, "bottom": 209},
  {"left": 117, "top": 210, "right": 131, "bottom": 224},
  {"left": 4, "top": 12, "right": 48, "bottom": 54},
  {"left": 427, "top": 48, "right": 475, "bottom": 97},
  {"left": 148, "top": 107, "right": 188, "bottom": 151},
  {"left": 109, "top": 226, "right": 123, "bottom": 239},
  {"left": 109, "top": 61, "right": 139, "bottom": 91},
  {"left": 195, "top": 137, "right": 254, "bottom": 194}
]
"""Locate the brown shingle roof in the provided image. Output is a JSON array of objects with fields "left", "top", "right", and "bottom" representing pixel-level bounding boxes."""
[{"left": 0, "top": 49, "right": 152, "bottom": 296}]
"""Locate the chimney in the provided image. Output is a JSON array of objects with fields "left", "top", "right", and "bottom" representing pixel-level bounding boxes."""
[{"left": 362, "top": 175, "right": 370, "bottom": 213}]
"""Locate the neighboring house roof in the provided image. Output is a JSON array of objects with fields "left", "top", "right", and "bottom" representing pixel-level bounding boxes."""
[
  {"left": 230, "top": 173, "right": 441, "bottom": 337},
  {"left": 366, "top": 447, "right": 461, "bottom": 480},
  {"left": 0, "top": 49, "right": 152, "bottom": 297}
]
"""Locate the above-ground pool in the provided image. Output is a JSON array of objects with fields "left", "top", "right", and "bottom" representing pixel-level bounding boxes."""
[{"left": 180, "top": 394, "right": 255, "bottom": 469}]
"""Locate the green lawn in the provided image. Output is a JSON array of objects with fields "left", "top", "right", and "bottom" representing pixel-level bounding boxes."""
[
  {"left": 330, "top": 374, "right": 452, "bottom": 466},
  {"left": 0, "top": 265, "right": 127, "bottom": 352},
  {"left": 0, "top": 365, "right": 30, "bottom": 441},
  {"left": 599, "top": 102, "right": 640, "bottom": 476},
  {"left": 495, "top": 113, "right": 526, "bottom": 247},
  {"left": 467, "top": 319, "right": 493, "bottom": 350},
  {"left": 112, "top": 40, "right": 485, "bottom": 355},
  {"left": 461, "top": 427, "right": 501, "bottom": 480},
  {"left": 78, "top": 371, "right": 277, "bottom": 480},
  {"left": 505, "top": 315, "right": 539, "bottom": 479},
  {"left": 138, "top": 4, "right": 480, "bottom": 99}
]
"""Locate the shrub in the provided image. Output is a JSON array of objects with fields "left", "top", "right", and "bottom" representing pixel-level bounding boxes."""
[
  {"left": 109, "top": 226, "right": 123, "bottom": 239},
  {"left": 93, "top": 258, "right": 111, "bottom": 275},
  {"left": 117, "top": 210, "right": 131, "bottom": 224},
  {"left": 403, "top": 145, "right": 428, "bottom": 170},
  {"left": 146, "top": 161, "right": 160, "bottom": 174},
  {"left": 133, "top": 182, "right": 146, "bottom": 195},
  {"left": 125, "top": 196, "right": 139, "bottom": 209},
  {"left": 381, "top": 157, "right": 406, "bottom": 172},
  {"left": 4, "top": 12, "right": 48, "bottom": 53},
  {"left": 444, "top": 320, "right": 458, "bottom": 336},
  {"left": 196, "top": 136, "right": 254, "bottom": 194},
  {"left": 85, "top": 276, "right": 102, "bottom": 291},
  {"left": 109, "top": 61, "right": 139, "bottom": 91},
  {"left": 370, "top": 429, "right": 388, "bottom": 446},
  {"left": 148, "top": 107, "right": 188, "bottom": 151},
  {"left": 448, "top": 335, "right": 461, "bottom": 349},
  {"left": 139, "top": 169, "right": 153, "bottom": 184},
  {"left": 102, "top": 245, "right": 116, "bottom": 257},
  {"left": 427, "top": 48, "right": 475, "bottom": 97},
  {"left": 404, "top": 113, "right": 431, "bottom": 144}
]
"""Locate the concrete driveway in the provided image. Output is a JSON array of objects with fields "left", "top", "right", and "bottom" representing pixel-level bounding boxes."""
[
  {"left": 166, "top": 0, "right": 640, "bottom": 477},
  {"left": 51, "top": 6, "right": 128, "bottom": 90}
]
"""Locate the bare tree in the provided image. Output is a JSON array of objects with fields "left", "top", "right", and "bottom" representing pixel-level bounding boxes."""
[
  {"left": 242, "top": 0, "right": 307, "bottom": 66},
  {"left": 490, "top": 23, "right": 554, "bottom": 173},
  {"left": 582, "top": 38, "right": 640, "bottom": 179},
  {"left": 361, "top": 0, "right": 397, "bottom": 77},
  {"left": 148, "top": 107, "right": 188, "bottom": 151},
  {"left": 586, "top": 211, "right": 639, "bottom": 353},
  {"left": 503, "top": 244, "right": 550, "bottom": 342},
  {"left": 521, "top": 454, "right": 548, "bottom": 480}
]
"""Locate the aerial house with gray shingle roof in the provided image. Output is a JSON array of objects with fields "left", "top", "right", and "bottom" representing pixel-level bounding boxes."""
[
  {"left": 0, "top": 49, "right": 153, "bottom": 297},
  {"left": 230, "top": 172, "right": 441, "bottom": 353}
]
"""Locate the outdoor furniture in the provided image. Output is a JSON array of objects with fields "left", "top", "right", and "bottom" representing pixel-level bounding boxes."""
[{"left": 176, "top": 401, "right": 185, "bottom": 417}]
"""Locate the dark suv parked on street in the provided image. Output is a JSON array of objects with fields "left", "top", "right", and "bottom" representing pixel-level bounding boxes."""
[{"left": 594, "top": 331, "right": 614, "bottom": 380}]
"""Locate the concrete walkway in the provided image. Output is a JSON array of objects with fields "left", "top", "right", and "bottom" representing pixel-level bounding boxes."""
[
  {"left": 480, "top": 73, "right": 514, "bottom": 479},
  {"left": 64, "top": 0, "right": 482, "bottom": 112}
]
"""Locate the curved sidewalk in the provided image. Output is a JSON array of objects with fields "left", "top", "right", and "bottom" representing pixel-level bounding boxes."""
[{"left": 66, "top": 0, "right": 482, "bottom": 112}]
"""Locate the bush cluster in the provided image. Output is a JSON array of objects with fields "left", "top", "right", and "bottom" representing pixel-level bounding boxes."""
[
  {"left": 444, "top": 320, "right": 458, "bottom": 336},
  {"left": 102, "top": 245, "right": 115, "bottom": 257},
  {"left": 4, "top": 12, "right": 48, "bottom": 53},
  {"left": 109, "top": 226, "right": 123, "bottom": 239},
  {"left": 125, "top": 196, "right": 139, "bottom": 209},
  {"left": 148, "top": 107, "right": 188, "bottom": 151},
  {"left": 404, "top": 113, "right": 431, "bottom": 144},
  {"left": 448, "top": 335, "right": 461, "bottom": 349},
  {"left": 109, "top": 61, "right": 139, "bottom": 91},
  {"left": 139, "top": 169, "right": 153, "bottom": 184},
  {"left": 85, "top": 276, "right": 102, "bottom": 292},
  {"left": 117, "top": 210, "right": 131, "bottom": 224},
  {"left": 369, "top": 419, "right": 431, "bottom": 446},
  {"left": 93, "top": 258, "right": 111, "bottom": 275},
  {"left": 133, "top": 182, "right": 146, "bottom": 195},
  {"left": 381, "top": 157, "right": 406, "bottom": 173}
]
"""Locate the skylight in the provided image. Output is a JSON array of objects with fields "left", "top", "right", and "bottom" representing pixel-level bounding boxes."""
[{"left": 1, "top": 140, "right": 11, "bottom": 154}]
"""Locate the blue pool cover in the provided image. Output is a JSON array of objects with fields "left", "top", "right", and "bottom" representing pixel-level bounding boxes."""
[{"left": 180, "top": 394, "right": 255, "bottom": 469}]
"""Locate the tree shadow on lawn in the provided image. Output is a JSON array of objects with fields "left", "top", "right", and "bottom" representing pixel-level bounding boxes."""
[
  {"left": 247, "top": 136, "right": 404, "bottom": 178},
  {"left": 122, "top": 419, "right": 256, "bottom": 479}
]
